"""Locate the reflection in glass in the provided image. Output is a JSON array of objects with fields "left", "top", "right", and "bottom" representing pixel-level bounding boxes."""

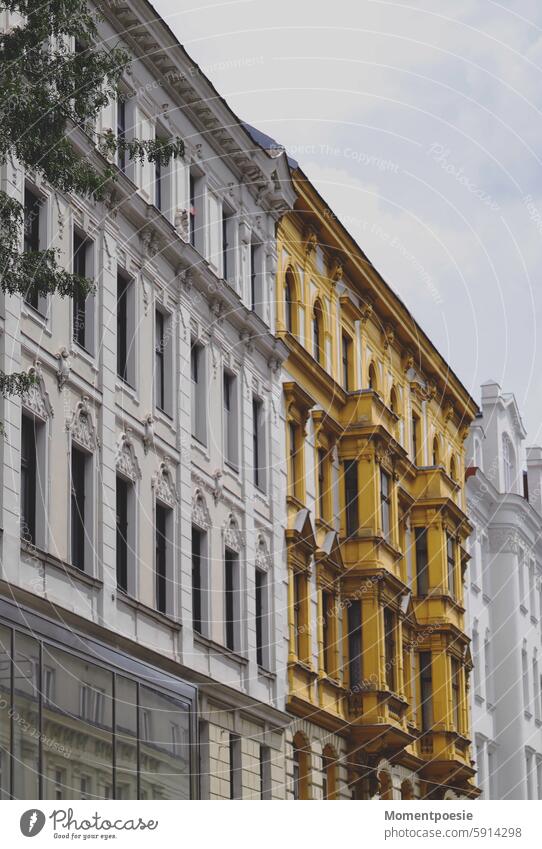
[
  {"left": 42, "top": 646, "right": 113, "bottom": 800},
  {"left": 115, "top": 676, "right": 138, "bottom": 799},
  {"left": 0, "top": 626, "right": 11, "bottom": 799},
  {"left": 13, "top": 632, "right": 39, "bottom": 799},
  {"left": 139, "top": 686, "right": 190, "bottom": 800}
]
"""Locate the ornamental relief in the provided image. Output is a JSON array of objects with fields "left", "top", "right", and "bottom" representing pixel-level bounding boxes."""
[
  {"left": 116, "top": 430, "right": 142, "bottom": 482},
  {"left": 255, "top": 534, "right": 272, "bottom": 572},
  {"left": 67, "top": 396, "right": 98, "bottom": 451},
  {"left": 22, "top": 362, "right": 54, "bottom": 421},
  {"left": 152, "top": 459, "right": 178, "bottom": 508},
  {"left": 192, "top": 488, "right": 211, "bottom": 531},
  {"left": 223, "top": 513, "right": 244, "bottom": 553}
]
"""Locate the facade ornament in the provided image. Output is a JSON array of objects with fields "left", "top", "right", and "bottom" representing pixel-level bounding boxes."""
[
  {"left": 329, "top": 255, "right": 344, "bottom": 284},
  {"left": 443, "top": 398, "right": 455, "bottom": 423},
  {"left": 67, "top": 396, "right": 98, "bottom": 452},
  {"left": 223, "top": 513, "right": 243, "bottom": 553},
  {"left": 22, "top": 362, "right": 54, "bottom": 421},
  {"left": 55, "top": 346, "right": 71, "bottom": 390},
  {"left": 152, "top": 458, "right": 178, "bottom": 507},
  {"left": 174, "top": 208, "right": 189, "bottom": 242},
  {"left": 304, "top": 228, "right": 318, "bottom": 257},
  {"left": 192, "top": 488, "right": 212, "bottom": 531},
  {"left": 116, "top": 429, "right": 142, "bottom": 481},
  {"left": 426, "top": 378, "right": 437, "bottom": 401},
  {"left": 383, "top": 323, "right": 395, "bottom": 350},
  {"left": 142, "top": 413, "right": 155, "bottom": 454},
  {"left": 140, "top": 225, "right": 161, "bottom": 260},
  {"left": 255, "top": 534, "right": 272, "bottom": 572},
  {"left": 211, "top": 469, "right": 223, "bottom": 505},
  {"left": 240, "top": 328, "right": 254, "bottom": 354},
  {"left": 360, "top": 300, "right": 373, "bottom": 325}
]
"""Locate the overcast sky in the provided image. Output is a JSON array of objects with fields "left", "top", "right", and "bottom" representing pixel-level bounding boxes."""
[{"left": 154, "top": 0, "right": 542, "bottom": 442}]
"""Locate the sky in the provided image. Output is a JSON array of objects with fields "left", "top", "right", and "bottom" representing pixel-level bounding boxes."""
[{"left": 154, "top": 0, "right": 542, "bottom": 442}]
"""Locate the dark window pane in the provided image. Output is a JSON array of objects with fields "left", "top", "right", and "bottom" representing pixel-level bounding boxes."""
[
  {"left": 71, "top": 447, "right": 87, "bottom": 571},
  {"left": 192, "top": 527, "right": 202, "bottom": 633},
  {"left": 0, "top": 626, "right": 11, "bottom": 800},
  {"left": 13, "top": 632, "right": 40, "bottom": 799},
  {"left": 115, "top": 676, "right": 138, "bottom": 799},
  {"left": 73, "top": 232, "right": 87, "bottom": 348},
  {"left": 348, "top": 601, "right": 362, "bottom": 687},
  {"left": 21, "top": 416, "right": 37, "bottom": 543},
  {"left": 415, "top": 528, "right": 429, "bottom": 596},
  {"left": 116, "top": 477, "right": 129, "bottom": 592},
  {"left": 344, "top": 460, "right": 359, "bottom": 537},
  {"left": 155, "top": 505, "right": 168, "bottom": 614},
  {"left": 139, "top": 687, "right": 190, "bottom": 800},
  {"left": 225, "top": 548, "right": 238, "bottom": 651}
]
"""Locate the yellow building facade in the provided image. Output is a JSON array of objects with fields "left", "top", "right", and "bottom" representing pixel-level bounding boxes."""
[{"left": 277, "top": 170, "right": 480, "bottom": 800}]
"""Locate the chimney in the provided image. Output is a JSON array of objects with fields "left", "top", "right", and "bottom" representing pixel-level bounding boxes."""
[{"left": 526, "top": 447, "right": 542, "bottom": 517}]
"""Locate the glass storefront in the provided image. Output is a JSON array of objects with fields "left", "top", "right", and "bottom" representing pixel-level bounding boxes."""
[{"left": 0, "top": 603, "right": 196, "bottom": 800}]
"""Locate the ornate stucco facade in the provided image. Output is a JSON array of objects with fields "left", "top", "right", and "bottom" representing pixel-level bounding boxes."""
[
  {"left": 0, "top": 0, "right": 295, "bottom": 800},
  {"left": 274, "top": 168, "right": 480, "bottom": 799},
  {"left": 466, "top": 382, "right": 542, "bottom": 799}
]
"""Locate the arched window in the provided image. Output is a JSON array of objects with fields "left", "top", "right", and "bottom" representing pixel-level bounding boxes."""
[
  {"left": 322, "top": 745, "right": 338, "bottom": 800},
  {"left": 284, "top": 268, "right": 297, "bottom": 335},
  {"left": 401, "top": 779, "right": 414, "bottom": 799},
  {"left": 312, "top": 300, "right": 324, "bottom": 365},
  {"left": 432, "top": 437, "right": 440, "bottom": 467},
  {"left": 389, "top": 386, "right": 398, "bottom": 414},
  {"left": 450, "top": 455, "right": 457, "bottom": 481},
  {"left": 293, "top": 733, "right": 311, "bottom": 799},
  {"left": 378, "top": 769, "right": 392, "bottom": 800},
  {"left": 502, "top": 434, "right": 516, "bottom": 492},
  {"left": 368, "top": 362, "right": 377, "bottom": 392}
]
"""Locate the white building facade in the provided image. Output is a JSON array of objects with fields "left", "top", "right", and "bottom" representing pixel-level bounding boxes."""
[
  {"left": 0, "top": 0, "right": 295, "bottom": 800},
  {"left": 466, "top": 381, "right": 542, "bottom": 799}
]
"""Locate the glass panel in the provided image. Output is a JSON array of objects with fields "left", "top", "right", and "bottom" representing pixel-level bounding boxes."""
[
  {"left": 139, "top": 686, "right": 190, "bottom": 800},
  {"left": 41, "top": 646, "right": 113, "bottom": 800},
  {"left": 0, "top": 626, "right": 11, "bottom": 799},
  {"left": 116, "top": 676, "right": 138, "bottom": 800},
  {"left": 13, "top": 632, "right": 40, "bottom": 799}
]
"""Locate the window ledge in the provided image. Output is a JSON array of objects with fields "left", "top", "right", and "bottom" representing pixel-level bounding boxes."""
[
  {"left": 21, "top": 541, "right": 102, "bottom": 590},
  {"left": 191, "top": 438, "right": 210, "bottom": 461},
  {"left": 154, "top": 408, "right": 176, "bottom": 431},
  {"left": 193, "top": 632, "right": 248, "bottom": 665},
  {"left": 117, "top": 592, "right": 182, "bottom": 631},
  {"left": 524, "top": 710, "right": 533, "bottom": 720},
  {"left": 520, "top": 604, "right": 528, "bottom": 615},
  {"left": 22, "top": 303, "right": 50, "bottom": 332},
  {"left": 115, "top": 379, "right": 139, "bottom": 405},
  {"left": 71, "top": 342, "right": 98, "bottom": 372},
  {"left": 530, "top": 615, "right": 538, "bottom": 626},
  {"left": 470, "top": 581, "right": 481, "bottom": 594},
  {"left": 257, "top": 665, "right": 276, "bottom": 681},
  {"left": 474, "top": 693, "right": 485, "bottom": 706}
]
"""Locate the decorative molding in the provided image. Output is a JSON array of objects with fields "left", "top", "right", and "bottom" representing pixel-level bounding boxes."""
[
  {"left": 55, "top": 346, "right": 71, "bottom": 390},
  {"left": 192, "top": 488, "right": 211, "bottom": 531},
  {"left": 67, "top": 396, "right": 98, "bottom": 451},
  {"left": 255, "top": 534, "right": 272, "bottom": 572},
  {"left": 116, "top": 429, "right": 142, "bottom": 481},
  {"left": 142, "top": 413, "right": 155, "bottom": 455},
  {"left": 223, "top": 513, "right": 243, "bottom": 553},
  {"left": 22, "top": 362, "right": 54, "bottom": 421},
  {"left": 152, "top": 458, "right": 178, "bottom": 507}
]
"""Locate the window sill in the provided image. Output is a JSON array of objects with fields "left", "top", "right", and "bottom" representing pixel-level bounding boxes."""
[
  {"left": 193, "top": 632, "right": 248, "bottom": 665},
  {"left": 116, "top": 379, "right": 139, "bottom": 405},
  {"left": 524, "top": 710, "right": 533, "bottom": 721},
  {"left": 117, "top": 592, "right": 182, "bottom": 631},
  {"left": 520, "top": 604, "right": 528, "bottom": 615},
  {"left": 22, "top": 303, "right": 50, "bottom": 333},
  {"left": 154, "top": 407, "right": 176, "bottom": 431},
  {"left": 257, "top": 665, "right": 276, "bottom": 680},
  {"left": 20, "top": 540, "right": 102, "bottom": 590},
  {"left": 72, "top": 341, "right": 98, "bottom": 371},
  {"left": 191, "top": 437, "right": 210, "bottom": 461},
  {"left": 474, "top": 693, "right": 485, "bottom": 706},
  {"left": 470, "top": 581, "right": 481, "bottom": 594},
  {"left": 530, "top": 615, "right": 538, "bottom": 626}
]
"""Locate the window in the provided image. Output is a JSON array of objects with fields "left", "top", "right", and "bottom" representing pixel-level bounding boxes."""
[
  {"left": 288, "top": 422, "right": 303, "bottom": 500},
  {"left": 71, "top": 446, "right": 89, "bottom": 571},
  {"left": 384, "top": 608, "right": 396, "bottom": 692},
  {"left": 73, "top": 230, "right": 94, "bottom": 352},
  {"left": 343, "top": 459, "right": 358, "bottom": 537},
  {"left": 223, "top": 371, "right": 239, "bottom": 469},
  {"left": 380, "top": 468, "right": 391, "bottom": 540},
  {"left": 292, "top": 735, "right": 310, "bottom": 799},
  {"left": 225, "top": 547, "right": 239, "bottom": 651},
  {"left": 79, "top": 684, "right": 104, "bottom": 725},
  {"left": 451, "top": 657, "right": 461, "bottom": 731},
  {"left": 432, "top": 437, "right": 439, "bottom": 466},
  {"left": 342, "top": 332, "right": 352, "bottom": 391},
  {"left": 250, "top": 240, "right": 264, "bottom": 317},
  {"left": 229, "top": 733, "right": 242, "bottom": 799},
  {"left": 155, "top": 503, "right": 171, "bottom": 615},
  {"left": 117, "top": 95, "right": 126, "bottom": 171},
  {"left": 503, "top": 434, "right": 516, "bottom": 492},
  {"left": 259, "top": 745, "right": 271, "bottom": 800},
  {"left": 116, "top": 476, "right": 130, "bottom": 593},
  {"left": 191, "top": 342, "right": 206, "bottom": 444},
  {"left": 411, "top": 413, "right": 420, "bottom": 464},
  {"left": 419, "top": 651, "right": 433, "bottom": 732},
  {"left": 293, "top": 571, "right": 309, "bottom": 662},
  {"left": 484, "top": 634, "right": 492, "bottom": 704},
  {"left": 21, "top": 415, "right": 38, "bottom": 543},
  {"left": 222, "top": 203, "right": 235, "bottom": 283},
  {"left": 189, "top": 168, "right": 204, "bottom": 251},
  {"left": 253, "top": 397, "right": 266, "bottom": 491},
  {"left": 192, "top": 527, "right": 205, "bottom": 635},
  {"left": 322, "top": 748, "right": 337, "bottom": 800},
  {"left": 472, "top": 626, "right": 481, "bottom": 696},
  {"left": 415, "top": 527, "right": 429, "bottom": 596},
  {"left": 522, "top": 645, "right": 530, "bottom": 713},
  {"left": 284, "top": 269, "right": 297, "bottom": 334},
  {"left": 368, "top": 362, "right": 377, "bottom": 392},
  {"left": 154, "top": 136, "right": 167, "bottom": 212},
  {"left": 117, "top": 271, "right": 135, "bottom": 386},
  {"left": 347, "top": 600, "right": 362, "bottom": 687},
  {"left": 317, "top": 447, "right": 328, "bottom": 520},
  {"left": 155, "top": 310, "right": 172, "bottom": 416},
  {"left": 322, "top": 590, "right": 334, "bottom": 676},
  {"left": 255, "top": 568, "right": 267, "bottom": 668},
  {"left": 446, "top": 533, "right": 456, "bottom": 598},
  {"left": 23, "top": 186, "right": 46, "bottom": 313},
  {"left": 312, "top": 301, "right": 324, "bottom": 365}
]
